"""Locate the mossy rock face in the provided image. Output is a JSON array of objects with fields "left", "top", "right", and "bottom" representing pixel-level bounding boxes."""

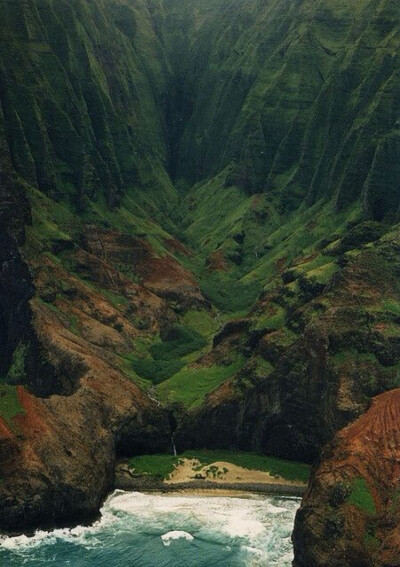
[
  {"left": 346, "top": 477, "right": 376, "bottom": 516},
  {"left": 336, "top": 221, "right": 387, "bottom": 253},
  {"left": 0, "top": 0, "right": 174, "bottom": 210},
  {"left": 258, "top": 328, "right": 298, "bottom": 365},
  {"left": 1, "top": 0, "right": 400, "bottom": 223}
]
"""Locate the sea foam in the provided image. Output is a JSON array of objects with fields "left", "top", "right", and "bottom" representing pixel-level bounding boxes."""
[
  {"left": 161, "top": 530, "right": 194, "bottom": 546},
  {"left": 0, "top": 491, "right": 300, "bottom": 566}
]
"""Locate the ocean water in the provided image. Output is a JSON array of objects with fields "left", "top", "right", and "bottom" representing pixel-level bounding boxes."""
[{"left": 0, "top": 491, "right": 299, "bottom": 566}]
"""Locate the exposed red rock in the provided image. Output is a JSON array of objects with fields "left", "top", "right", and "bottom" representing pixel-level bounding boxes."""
[
  {"left": 163, "top": 237, "right": 192, "bottom": 257},
  {"left": 0, "top": 418, "right": 13, "bottom": 441},
  {"left": 293, "top": 389, "right": 400, "bottom": 566},
  {"left": 81, "top": 227, "right": 206, "bottom": 308},
  {"left": 0, "top": 303, "right": 171, "bottom": 531},
  {"left": 0, "top": 227, "right": 175, "bottom": 531},
  {"left": 206, "top": 250, "right": 229, "bottom": 272}
]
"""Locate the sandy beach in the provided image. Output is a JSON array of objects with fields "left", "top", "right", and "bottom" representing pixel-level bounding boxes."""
[{"left": 165, "top": 458, "right": 306, "bottom": 487}]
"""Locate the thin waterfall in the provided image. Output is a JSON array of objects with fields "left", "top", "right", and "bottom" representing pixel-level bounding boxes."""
[{"left": 171, "top": 435, "right": 177, "bottom": 457}]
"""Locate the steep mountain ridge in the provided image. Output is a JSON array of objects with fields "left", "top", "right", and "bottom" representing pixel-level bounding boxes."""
[
  {"left": 3, "top": 0, "right": 400, "bottom": 220},
  {"left": 0, "top": 0, "right": 400, "bottom": 559},
  {"left": 153, "top": 0, "right": 400, "bottom": 218},
  {"left": 0, "top": 0, "right": 175, "bottom": 209}
]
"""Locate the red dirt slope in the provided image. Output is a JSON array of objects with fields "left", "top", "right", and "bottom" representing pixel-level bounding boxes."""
[{"left": 293, "top": 388, "right": 400, "bottom": 566}]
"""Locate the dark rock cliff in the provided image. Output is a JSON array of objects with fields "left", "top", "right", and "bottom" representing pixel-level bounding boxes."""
[{"left": 0, "top": 181, "right": 172, "bottom": 531}]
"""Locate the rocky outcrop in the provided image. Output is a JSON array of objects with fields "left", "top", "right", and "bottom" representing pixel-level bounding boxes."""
[
  {"left": 293, "top": 389, "right": 400, "bottom": 567},
  {"left": 176, "top": 328, "right": 344, "bottom": 461},
  {"left": 0, "top": 231, "right": 34, "bottom": 378},
  {"left": 0, "top": 231, "right": 170, "bottom": 531},
  {"left": 0, "top": 289, "right": 171, "bottom": 531},
  {"left": 0, "top": 183, "right": 172, "bottom": 534},
  {"left": 0, "top": 377, "right": 169, "bottom": 532},
  {"left": 81, "top": 227, "right": 207, "bottom": 310}
]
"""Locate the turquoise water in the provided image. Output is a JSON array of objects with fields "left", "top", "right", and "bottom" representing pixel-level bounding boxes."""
[{"left": 0, "top": 491, "right": 299, "bottom": 566}]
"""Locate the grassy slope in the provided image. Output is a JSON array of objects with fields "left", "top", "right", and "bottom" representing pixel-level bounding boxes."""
[
  {"left": 346, "top": 477, "right": 377, "bottom": 515},
  {"left": 0, "top": 384, "right": 25, "bottom": 431},
  {"left": 156, "top": 357, "right": 246, "bottom": 408}
]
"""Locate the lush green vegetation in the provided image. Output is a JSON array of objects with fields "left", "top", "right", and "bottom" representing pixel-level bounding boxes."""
[
  {"left": 131, "top": 358, "right": 184, "bottom": 385},
  {"left": 182, "top": 309, "right": 220, "bottom": 339},
  {"left": 2, "top": 0, "right": 400, "bottom": 449},
  {"left": 128, "top": 454, "right": 181, "bottom": 480},
  {"left": 6, "top": 342, "right": 27, "bottom": 384},
  {"left": 346, "top": 477, "right": 376, "bottom": 515},
  {"left": 156, "top": 357, "right": 246, "bottom": 408},
  {"left": 98, "top": 289, "right": 130, "bottom": 309},
  {"left": 382, "top": 300, "right": 400, "bottom": 316},
  {"left": 0, "top": 383, "right": 25, "bottom": 430},
  {"left": 128, "top": 450, "right": 311, "bottom": 482},
  {"left": 131, "top": 325, "right": 208, "bottom": 385},
  {"left": 150, "top": 326, "right": 207, "bottom": 360},
  {"left": 252, "top": 304, "right": 286, "bottom": 331},
  {"left": 199, "top": 273, "right": 261, "bottom": 313}
]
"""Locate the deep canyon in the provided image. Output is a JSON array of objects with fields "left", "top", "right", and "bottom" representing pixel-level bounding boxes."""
[{"left": 1, "top": 0, "right": 400, "bottom": 564}]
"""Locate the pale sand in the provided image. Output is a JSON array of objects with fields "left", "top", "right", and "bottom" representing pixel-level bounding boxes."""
[
  {"left": 165, "top": 459, "right": 305, "bottom": 486},
  {"left": 168, "top": 489, "right": 263, "bottom": 498}
]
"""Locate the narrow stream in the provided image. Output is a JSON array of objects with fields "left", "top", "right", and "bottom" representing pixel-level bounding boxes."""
[{"left": 0, "top": 491, "right": 299, "bottom": 566}]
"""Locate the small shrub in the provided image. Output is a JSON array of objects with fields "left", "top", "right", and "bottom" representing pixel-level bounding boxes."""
[
  {"left": 131, "top": 358, "right": 184, "bottom": 384},
  {"left": 325, "top": 514, "right": 345, "bottom": 539},
  {"left": 329, "top": 481, "right": 351, "bottom": 507},
  {"left": 346, "top": 477, "right": 376, "bottom": 515},
  {"left": 150, "top": 325, "right": 207, "bottom": 360},
  {"left": 200, "top": 274, "right": 260, "bottom": 312},
  {"left": 6, "top": 342, "right": 28, "bottom": 384},
  {"left": 298, "top": 275, "right": 325, "bottom": 301}
]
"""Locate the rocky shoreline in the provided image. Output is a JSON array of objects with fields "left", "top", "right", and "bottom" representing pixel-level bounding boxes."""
[{"left": 0, "top": 473, "right": 305, "bottom": 539}]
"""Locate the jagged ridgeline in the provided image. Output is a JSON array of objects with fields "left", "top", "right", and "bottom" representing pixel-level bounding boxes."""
[
  {"left": 1, "top": 0, "right": 400, "bottom": 220},
  {"left": 1, "top": 0, "right": 400, "bottom": 558},
  {"left": 0, "top": 0, "right": 177, "bottom": 214}
]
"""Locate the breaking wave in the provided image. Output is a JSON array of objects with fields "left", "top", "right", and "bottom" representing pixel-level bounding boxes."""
[{"left": 0, "top": 490, "right": 299, "bottom": 566}]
